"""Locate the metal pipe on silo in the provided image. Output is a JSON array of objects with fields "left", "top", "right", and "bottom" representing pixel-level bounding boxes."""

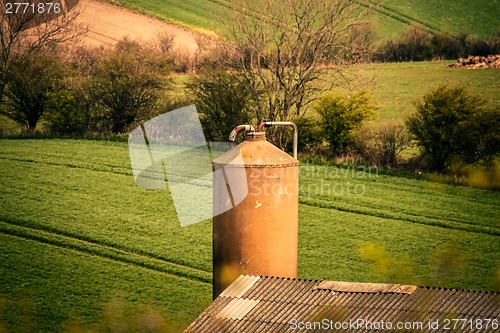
[
  {"left": 212, "top": 126, "right": 299, "bottom": 299},
  {"left": 257, "top": 121, "right": 298, "bottom": 159}
]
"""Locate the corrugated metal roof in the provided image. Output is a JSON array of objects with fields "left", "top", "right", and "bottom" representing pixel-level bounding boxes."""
[
  {"left": 314, "top": 281, "right": 417, "bottom": 294},
  {"left": 220, "top": 275, "right": 261, "bottom": 298},
  {"left": 216, "top": 298, "right": 260, "bottom": 320},
  {"left": 185, "top": 276, "right": 500, "bottom": 332}
]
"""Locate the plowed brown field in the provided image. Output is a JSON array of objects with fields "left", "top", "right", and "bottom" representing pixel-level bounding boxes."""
[{"left": 75, "top": 0, "right": 199, "bottom": 53}]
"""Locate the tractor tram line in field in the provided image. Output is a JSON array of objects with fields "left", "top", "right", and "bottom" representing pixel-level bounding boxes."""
[
  {"left": 298, "top": 198, "right": 499, "bottom": 237},
  {"left": 298, "top": 191, "right": 499, "bottom": 232},
  {"left": 357, "top": 0, "right": 440, "bottom": 34},
  {"left": 0, "top": 217, "right": 211, "bottom": 284},
  {"left": 0, "top": 155, "right": 131, "bottom": 178},
  {"left": 297, "top": 178, "right": 499, "bottom": 237}
]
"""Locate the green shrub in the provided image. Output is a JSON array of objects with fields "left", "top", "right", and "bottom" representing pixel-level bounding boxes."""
[
  {"left": 316, "top": 91, "right": 377, "bottom": 156},
  {"left": 406, "top": 85, "right": 500, "bottom": 172},
  {"left": 356, "top": 124, "right": 409, "bottom": 168},
  {"left": 186, "top": 71, "right": 253, "bottom": 142},
  {"left": 43, "top": 89, "right": 88, "bottom": 135},
  {"left": 291, "top": 116, "right": 325, "bottom": 154},
  {"left": 375, "top": 27, "right": 500, "bottom": 62},
  {"left": 429, "top": 31, "right": 462, "bottom": 59},
  {"left": 375, "top": 24, "right": 432, "bottom": 62},
  {"left": 81, "top": 39, "right": 170, "bottom": 134},
  {"left": 374, "top": 124, "right": 409, "bottom": 168}
]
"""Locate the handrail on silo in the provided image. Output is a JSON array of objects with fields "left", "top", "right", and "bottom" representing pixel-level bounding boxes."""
[
  {"left": 229, "top": 125, "right": 255, "bottom": 142},
  {"left": 258, "top": 121, "right": 298, "bottom": 160}
]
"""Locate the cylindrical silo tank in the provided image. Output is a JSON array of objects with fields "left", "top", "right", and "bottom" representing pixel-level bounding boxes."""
[{"left": 212, "top": 131, "right": 299, "bottom": 298}]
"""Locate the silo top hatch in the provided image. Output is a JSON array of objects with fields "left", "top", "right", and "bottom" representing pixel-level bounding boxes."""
[{"left": 213, "top": 132, "right": 299, "bottom": 168}]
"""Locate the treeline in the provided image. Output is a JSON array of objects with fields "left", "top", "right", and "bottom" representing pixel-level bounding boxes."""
[
  {"left": 1, "top": 37, "right": 498, "bottom": 179},
  {"left": 2, "top": 25, "right": 498, "bottom": 136},
  {"left": 0, "top": 37, "right": 197, "bottom": 135},
  {"left": 187, "top": 69, "right": 499, "bottom": 189},
  {"left": 373, "top": 24, "right": 500, "bottom": 62}
]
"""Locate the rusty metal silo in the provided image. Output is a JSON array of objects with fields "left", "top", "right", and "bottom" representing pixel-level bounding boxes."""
[{"left": 212, "top": 127, "right": 299, "bottom": 298}]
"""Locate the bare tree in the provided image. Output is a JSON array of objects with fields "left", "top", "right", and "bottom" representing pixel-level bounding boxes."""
[
  {"left": 0, "top": 0, "right": 81, "bottom": 100},
  {"left": 80, "top": 39, "right": 169, "bottom": 134},
  {"left": 224, "top": 0, "right": 378, "bottom": 143},
  {"left": 156, "top": 31, "right": 175, "bottom": 54}
]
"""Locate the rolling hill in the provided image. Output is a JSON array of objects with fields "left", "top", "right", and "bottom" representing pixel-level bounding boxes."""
[
  {"left": 75, "top": 0, "right": 199, "bottom": 50},
  {"left": 105, "top": 0, "right": 500, "bottom": 39}
]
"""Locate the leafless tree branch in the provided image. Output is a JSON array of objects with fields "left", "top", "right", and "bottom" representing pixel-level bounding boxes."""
[
  {"left": 0, "top": 0, "right": 84, "bottom": 100},
  {"left": 223, "top": 0, "right": 380, "bottom": 131}
]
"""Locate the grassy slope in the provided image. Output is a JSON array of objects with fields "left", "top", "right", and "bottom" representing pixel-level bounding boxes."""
[
  {"left": 383, "top": 0, "right": 500, "bottom": 37},
  {"left": 106, "top": 0, "right": 226, "bottom": 34},
  {"left": 345, "top": 61, "right": 500, "bottom": 126},
  {"left": 298, "top": 164, "right": 500, "bottom": 288},
  {"left": 0, "top": 140, "right": 212, "bottom": 331},
  {"left": 1, "top": 139, "right": 499, "bottom": 331},
  {"left": 110, "top": 0, "right": 500, "bottom": 38},
  {"left": 0, "top": 235, "right": 209, "bottom": 332}
]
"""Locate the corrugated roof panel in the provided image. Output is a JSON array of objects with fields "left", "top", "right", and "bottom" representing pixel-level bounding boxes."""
[
  {"left": 265, "top": 277, "right": 301, "bottom": 303},
  {"left": 215, "top": 298, "right": 260, "bottom": 320},
  {"left": 247, "top": 300, "right": 274, "bottom": 322},
  {"left": 184, "top": 276, "right": 500, "bottom": 333},
  {"left": 246, "top": 300, "right": 268, "bottom": 322},
  {"left": 315, "top": 281, "right": 417, "bottom": 294},
  {"left": 453, "top": 290, "right": 481, "bottom": 315},
  {"left": 308, "top": 288, "right": 331, "bottom": 306},
  {"left": 362, "top": 296, "right": 394, "bottom": 322},
  {"left": 491, "top": 296, "right": 500, "bottom": 317},
  {"left": 438, "top": 289, "right": 464, "bottom": 314},
  {"left": 219, "top": 275, "right": 261, "bottom": 298},
  {"left": 283, "top": 301, "right": 318, "bottom": 324},
  {"left": 455, "top": 293, "right": 473, "bottom": 314},
  {"left": 473, "top": 292, "right": 499, "bottom": 317},
  {"left": 415, "top": 290, "right": 440, "bottom": 313},
  {"left": 243, "top": 275, "right": 276, "bottom": 300},
  {"left": 292, "top": 300, "right": 318, "bottom": 323}
]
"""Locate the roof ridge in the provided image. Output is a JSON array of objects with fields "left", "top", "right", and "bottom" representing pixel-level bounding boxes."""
[
  {"left": 418, "top": 285, "right": 500, "bottom": 294},
  {"left": 239, "top": 275, "right": 500, "bottom": 294}
]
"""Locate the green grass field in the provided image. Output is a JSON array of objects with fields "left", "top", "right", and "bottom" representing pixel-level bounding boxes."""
[
  {"left": 380, "top": 0, "right": 500, "bottom": 38},
  {"left": 344, "top": 60, "right": 500, "bottom": 126},
  {"left": 1, "top": 139, "right": 499, "bottom": 331},
  {"left": 109, "top": 0, "right": 500, "bottom": 38}
]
